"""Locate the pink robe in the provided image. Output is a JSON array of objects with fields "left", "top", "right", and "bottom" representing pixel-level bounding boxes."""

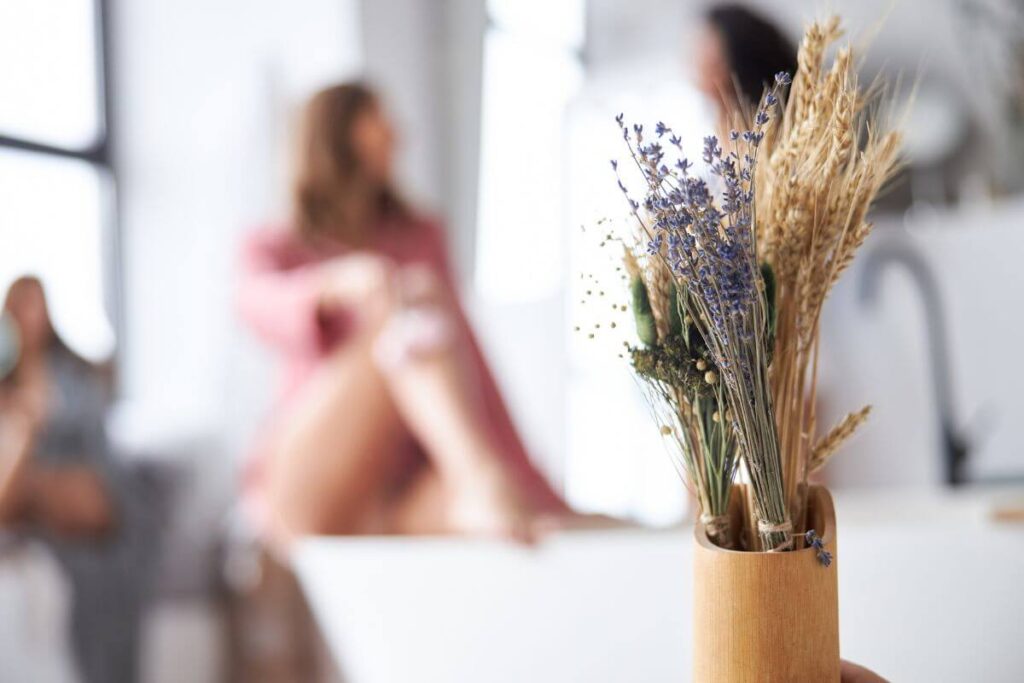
[{"left": 236, "top": 216, "right": 567, "bottom": 523}]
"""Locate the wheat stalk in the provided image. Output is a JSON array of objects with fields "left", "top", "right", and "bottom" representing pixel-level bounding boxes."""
[
  {"left": 810, "top": 406, "right": 872, "bottom": 472},
  {"left": 755, "top": 17, "right": 900, "bottom": 519}
]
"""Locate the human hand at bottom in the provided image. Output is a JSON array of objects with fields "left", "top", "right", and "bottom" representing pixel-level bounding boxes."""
[{"left": 841, "top": 660, "right": 888, "bottom": 683}]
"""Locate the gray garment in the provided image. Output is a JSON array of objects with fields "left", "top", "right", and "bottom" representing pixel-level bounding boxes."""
[{"left": 31, "top": 348, "right": 162, "bottom": 683}]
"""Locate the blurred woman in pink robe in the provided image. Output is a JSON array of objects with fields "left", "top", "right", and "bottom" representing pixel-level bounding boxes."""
[{"left": 237, "top": 82, "right": 568, "bottom": 549}]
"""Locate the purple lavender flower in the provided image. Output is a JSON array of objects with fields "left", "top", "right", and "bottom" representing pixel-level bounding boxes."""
[
  {"left": 742, "top": 130, "right": 764, "bottom": 146},
  {"left": 633, "top": 123, "right": 644, "bottom": 140},
  {"left": 702, "top": 135, "right": 722, "bottom": 163},
  {"left": 805, "top": 530, "right": 832, "bottom": 567},
  {"left": 610, "top": 73, "right": 791, "bottom": 513},
  {"left": 641, "top": 142, "right": 664, "bottom": 165}
]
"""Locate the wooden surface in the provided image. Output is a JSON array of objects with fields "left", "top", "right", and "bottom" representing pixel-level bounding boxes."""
[{"left": 693, "top": 486, "right": 840, "bottom": 683}]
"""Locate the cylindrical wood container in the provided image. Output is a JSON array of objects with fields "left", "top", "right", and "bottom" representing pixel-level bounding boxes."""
[{"left": 693, "top": 485, "right": 839, "bottom": 683}]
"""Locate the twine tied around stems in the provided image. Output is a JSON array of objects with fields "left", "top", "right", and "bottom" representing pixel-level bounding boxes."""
[
  {"left": 757, "top": 519, "right": 795, "bottom": 551},
  {"left": 699, "top": 514, "right": 733, "bottom": 549}
]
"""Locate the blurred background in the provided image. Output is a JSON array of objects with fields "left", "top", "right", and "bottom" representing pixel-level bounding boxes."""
[{"left": 1, "top": 0, "right": 1023, "bottom": 681}]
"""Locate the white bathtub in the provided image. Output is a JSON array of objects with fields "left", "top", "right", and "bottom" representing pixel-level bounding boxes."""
[{"left": 294, "top": 486, "right": 1024, "bottom": 683}]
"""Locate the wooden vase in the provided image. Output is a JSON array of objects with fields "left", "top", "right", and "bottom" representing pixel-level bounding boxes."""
[{"left": 693, "top": 485, "right": 839, "bottom": 683}]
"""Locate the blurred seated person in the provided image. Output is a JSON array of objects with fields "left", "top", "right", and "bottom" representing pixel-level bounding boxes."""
[
  {"left": 238, "top": 82, "right": 571, "bottom": 547},
  {"left": 231, "top": 81, "right": 578, "bottom": 681},
  {"left": 0, "top": 276, "right": 154, "bottom": 683}
]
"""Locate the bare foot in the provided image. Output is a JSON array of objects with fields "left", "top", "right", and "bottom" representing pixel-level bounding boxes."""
[{"left": 446, "top": 463, "right": 537, "bottom": 543}]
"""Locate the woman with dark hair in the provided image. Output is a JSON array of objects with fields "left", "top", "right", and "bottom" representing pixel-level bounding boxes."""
[
  {"left": 0, "top": 277, "right": 114, "bottom": 536},
  {"left": 238, "top": 83, "right": 570, "bottom": 546},
  {"left": 696, "top": 4, "right": 798, "bottom": 125}
]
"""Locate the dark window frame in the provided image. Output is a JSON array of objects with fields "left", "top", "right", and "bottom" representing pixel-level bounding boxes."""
[
  {"left": 0, "top": 0, "right": 122, "bottom": 355},
  {"left": 0, "top": 0, "right": 113, "bottom": 167}
]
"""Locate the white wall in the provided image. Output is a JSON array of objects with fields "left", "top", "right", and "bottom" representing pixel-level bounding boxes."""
[
  {"left": 112, "top": 0, "right": 362, "bottom": 457},
  {"left": 358, "top": 0, "right": 445, "bottom": 210},
  {"left": 357, "top": 0, "right": 487, "bottom": 283}
]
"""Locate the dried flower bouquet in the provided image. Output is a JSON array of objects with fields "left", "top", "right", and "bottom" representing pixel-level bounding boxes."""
[{"left": 612, "top": 17, "right": 900, "bottom": 553}]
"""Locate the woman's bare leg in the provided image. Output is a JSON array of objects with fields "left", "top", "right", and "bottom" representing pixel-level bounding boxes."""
[
  {"left": 268, "top": 265, "right": 533, "bottom": 540},
  {"left": 266, "top": 334, "right": 406, "bottom": 538},
  {"left": 373, "top": 267, "right": 535, "bottom": 539}
]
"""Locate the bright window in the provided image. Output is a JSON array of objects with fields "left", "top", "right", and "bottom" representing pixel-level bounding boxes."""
[
  {"left": 0, "top": 150, "right": 114, "bottom": 359},
  {"left": 475, "top": 0, "right": 585, "bottom": 302},
  {"left": 0, "top": 0, "right": 103, "bottom": 148},
  {"left": 563, "top": 76, "right": 714, "bottom": 525},
  {"left": 0, "top": 0, "right": 115, "bottom": 362}
]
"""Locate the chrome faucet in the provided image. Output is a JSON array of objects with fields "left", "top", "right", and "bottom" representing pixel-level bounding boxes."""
[{"left": 858, "top": 237, "right": 970, "bottom": 485}]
